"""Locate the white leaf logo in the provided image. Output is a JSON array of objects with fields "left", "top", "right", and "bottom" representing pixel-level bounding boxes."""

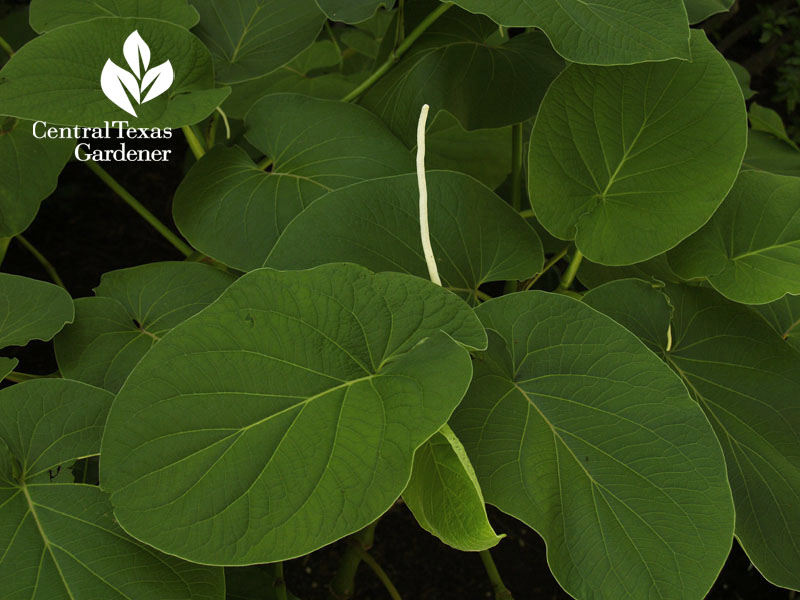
[{"left": 101, "top": 31, "right": 174, "bottom": 117}]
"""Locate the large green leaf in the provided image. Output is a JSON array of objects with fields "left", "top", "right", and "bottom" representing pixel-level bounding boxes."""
[
  {"left": 0, "top": 273, "right": 73, "bottom": 349},
  {"left": 0, "top": 18, "right": 229, "bottom": 128},
  {"left": 55, "top": 262, "right": 236, "bottom": 393},
  {"left": 426, "top": 112, "right": 512, "bottom": 189},
  {"left": 0, "top": 119, "right": 74, "bottom": 238},
  {"left": 450, "top": 291, "right": 734, "bottom": 600},
  {"left": 359, "top": 9, "right": 564, "bottom": 146},
  {"left": 29, "top": 0, "right": 200, "bottom": 32},
  {"left": 0, "top": 379, "right": 225, "bottom": 600},
  {"left": 684, "top": 0, "right": 734, "bottom": 23},
  {"left": 587, "top": 281, "right": 800, "bottom": 591},
  {"left": 577, "top": 255, "right": 680, "bottom": 290},
  {"left": 447, "top": 0, "right": 690, "bottom": 65},
  {"left": 403, "top": 426, "right": 502, "bottom": 552},
  {"left": 266, "top": 171, "right": 543, "bottom": 303},
  {"left": 191, "top": 0, "right": 325, "bottom": 84},
  {"left": 315, "top": 0, "right": 387, "bottom": 23},
  {"left": 582, "top": 278, "right": 673, "bottom": 354},
  {"left": 529, "top": 31, "right": 746, "bottom": 266},
  {"left": 173, "top": 94, "right": 414, "bottom": 271},
  {"left": 743, "top": 130, "right": 800, "bottom": 177},
  {"left": 222, "top": 41, "right": 352, "bottom": 119},
  {"left": 753, "top": 294, "right": 800, "bottom": 352},
  {"left": 667, "top": 171, "right": 800, "bottom": 305},
  {"left": 101, "top": 264, "right": 486, "bottom": 564}
]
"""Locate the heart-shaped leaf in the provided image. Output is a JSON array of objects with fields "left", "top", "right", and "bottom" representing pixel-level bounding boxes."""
[
  {"left": 191, "top": 0, "right": 326, "bottom": 84},
  {"left": 584, "top": 280, "right": 800, "bottom": 592},
  {"left": 0, "top": 273, "right": 73, "bottom": 349},
  {"left": 0, "top": 119, "right": 74, "bottom": 238},
  {"left": 447, "top": 0, "right": 690, "bottom": 65},
  {"left": 451, "top": 291, "right": 734, "bottom": 600},
  {"left": 173, "top": 93, "right": 414, "bottom": 271},
  {"left": 403, "top": 426, "right": 502, "bottom": 552},
  {"left": 0, "top": 379, "right": 225, "bottom": 600},
  {"left": 55, "top": 262, "right": 236, "bottom": 393},
  {"left": 667, "top": 171, "right": 800, "bottom": 304},
  {"left": 266, "top": 171, "right": 543, "bottom": 303},
  {"left": 359, "top": 9, "right": 564, "bottom": 146},
  {"left": 29, "top": 0, "right": 200, "bottom": 32},
  {"left": 529, "top": 30, "right": 746, "bottom": 265},
  {"left": 101, "top": 264, "right": 486, "bottom": 564},
  {"left": 0, "top": 18, "right": 229, "bottom": 128}
]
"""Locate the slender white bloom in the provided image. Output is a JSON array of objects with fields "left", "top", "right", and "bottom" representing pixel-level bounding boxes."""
[{"left": 417, "top": 103, "right": 441, "bottom": 286}]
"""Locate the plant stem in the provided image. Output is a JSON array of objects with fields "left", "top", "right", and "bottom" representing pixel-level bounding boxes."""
[
  {"left": 325, "top": 21, "right": 343, "bottom": 59},
  {"left": 0, "top": 34, "right": 14, "bottom": 58},
  {"left": 215, "top": 106, "right": 231, "bottom": 140},
  {"left": 5, "top": 371, "right": 59, "bottom": 383},
  {"left": 479, "top": 549, "right": 514, "bottom": 600},
  {"left": 182, "top": 125, "right": 206, "bottom": 160},
  {"left": 257, "top": 156, "right": 274, "bottom": 171},
  {"left": 510, "top": 124, "right": 524, "bottom": 212},
  {"left": 81, "top": 153, "right": 193, "bottom": 257},
  {"left": 329, "top": 521, "right": 379, "bottom": 599},
  {"left": 523, "top": 246, "right": 569, "bottom": 291},
  {"left": 341, "top": 3, "right": 452, "bottom": 102},
  {"left": 15, "top": 235, "right": 66, "bottom": 289},
  {"left": 518, "top": 209, "right": 534, "bottom": 219},
  {"left": 206, "top": 113, "right": 218, "bottom": 149},
  {"left": 352, "top": 546, "right": 403, "bottom": 600},
  {"left": 273, "top": 562, "right": 288, "bottom": 600},
  {"left": 557, "top": 248, "right": 584, "bottom": 292}
]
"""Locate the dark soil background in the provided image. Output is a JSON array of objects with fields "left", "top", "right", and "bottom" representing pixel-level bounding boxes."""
[{"left": 1, "top": 0, "right": 799, "bottom": 598}]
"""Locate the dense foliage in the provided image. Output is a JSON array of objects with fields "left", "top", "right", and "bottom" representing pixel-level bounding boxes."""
[{"left": 1, "top": 1, "right": 799, "bottom": 599}]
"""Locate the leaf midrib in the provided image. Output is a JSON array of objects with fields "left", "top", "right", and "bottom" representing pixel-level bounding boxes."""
[{"left": 21, "top": 483, "right": 78, "bottom": 600}]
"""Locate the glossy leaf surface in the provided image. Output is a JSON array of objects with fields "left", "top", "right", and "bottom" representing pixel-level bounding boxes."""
[
  {"left": 447, "top": 0, "right": 691, "bottom": 65},
  {"left": 267, "top": 171, "right": 543, "bottom": 303},
  {"left": 174, "top": 94, "right": 414, "bottom": 271},
  {"left": 451, "top": 291, "right": 734, "bottom": 599},
  {"left": 668, "top": 171, "right": 800, "bottom": 304},
  {"left": 0, "top": 379, "right": 225, "bottom": 600},
  {"left": 0, "top": 18, "right": 228, "bottom": 128},
  {"left": 29, "top": 0, "right": 199, "bottom": 32},
  {"left": 359, "top": 10, "right": 563, "bottom": 146},
  {"left": 191, "top": 0, "right": 326, "bottom": 84},
  {"left": 101, "top": 264, "right": 486, "bottom": 564},
  {"left": 585, "top": 280, "right": 800, "bottom": 591},
  {"left": 55, "top": 262, "right": 236, "bottom": 393},
  {"left": 529, "top": 31, "right": 746, "bottom": 265},
  {"left": 403, "top": 427, "right": 502, "bottom": 552}
]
